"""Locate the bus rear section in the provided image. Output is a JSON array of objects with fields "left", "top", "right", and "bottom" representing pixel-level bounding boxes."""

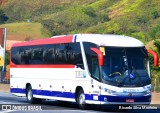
[{"left": 10, "top": 36, "right": 89, "bottom": 107}]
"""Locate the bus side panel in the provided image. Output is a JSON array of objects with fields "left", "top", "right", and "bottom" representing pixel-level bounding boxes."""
[{"left": 10, "top": 67, "right": 90, "bottom": 102}]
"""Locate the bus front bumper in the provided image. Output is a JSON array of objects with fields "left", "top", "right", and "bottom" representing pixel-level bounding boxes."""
[{"left": 100, "top": 95, "right": 151, "bottom": 105}]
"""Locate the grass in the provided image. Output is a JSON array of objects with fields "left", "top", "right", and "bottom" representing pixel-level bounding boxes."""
[
  {"left": 122, "top": 0, "right": 144, "bottom": 13},
  {"left": 88, "top": 0, "right": 109, "bottom": 10},
  {"left": 0, "top": 22, "right": 47, "bottom": 41},
  {"left": 107, "top": 0, "right": 144, "bottom": 18}
]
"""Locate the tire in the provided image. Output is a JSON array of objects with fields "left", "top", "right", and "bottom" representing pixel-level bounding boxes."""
[
  {"left": 77, "top": 90, "right": 87, "bottom": 110},
  {"left": 26, "top": 86, "right": 42, "bottom": 104}
]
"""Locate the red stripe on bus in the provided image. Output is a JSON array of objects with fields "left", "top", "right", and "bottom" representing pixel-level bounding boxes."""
[
  {"left": 10, "top": 64, "right": 75, "bottom": 68},
  {"left": 12, "top": 35, "right": 73, "bottom": 47}
]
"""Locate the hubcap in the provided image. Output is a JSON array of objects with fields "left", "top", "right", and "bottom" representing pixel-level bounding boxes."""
[
  {"left": 79, "top": 93, "right": 85, "bottom": 105},
  {"left": 27, "top": 90, "right": 32, "bottom": 101}
]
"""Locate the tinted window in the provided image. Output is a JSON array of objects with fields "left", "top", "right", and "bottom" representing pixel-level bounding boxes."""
[
  {"left": 68, "top": 43, "right": 83, "bottom": 65},
  {"left": 11, "top": 43, "right": 83, "bottom": 66},
  {"left": 91, "top": 57, "right": 100, "bottom": 80},
  {"left": 83, "top": 42, "right": 100, "bottom": 80},
  {"left": 102, "top": 47, "right": 150, "bottom": 87}
]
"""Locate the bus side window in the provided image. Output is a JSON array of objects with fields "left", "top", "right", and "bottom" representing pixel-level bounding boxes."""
[
  {"left": 21, "top": 49, "right": 30, "bottom": 64},
  {"left": 68, "top": 43, "right": 84, "bottom": 69},
  {"left": 30, "top": 47, "right": 43, "bottom": 64},
  {"left": 11, "top": 47, "right": 21, "bottom": 64},
  {"left": 43, "top": 47, "right": 55, "bottom": 64},
  {"left": 51, "top": 44, "right": 68, "bottom": 64},
  {"left": 19, "top": 48, "right": 29, "bottom": 64},
  {"left": 91, "top": 57, "right": 100, "bottom": 81}
]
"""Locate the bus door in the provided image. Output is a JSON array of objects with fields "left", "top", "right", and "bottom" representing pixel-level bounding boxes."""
[
  {"left": 90, "top": 56, "right": 101, "bottom": 104},
  {"left": 89, "top": 47, "right": 104, "bottom": 104}
]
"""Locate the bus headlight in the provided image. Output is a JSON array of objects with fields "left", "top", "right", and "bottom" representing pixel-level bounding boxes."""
[
  {"left": 146, "top": 90, "right": 151, "bottom": 93},
  {"left": 144, "top": 89, "right": 151, "bottom": 94}
]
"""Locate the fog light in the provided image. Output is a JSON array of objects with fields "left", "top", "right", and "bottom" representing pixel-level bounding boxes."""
[{"left": 146, "top": 90, "right": 151, "bottom": 93}]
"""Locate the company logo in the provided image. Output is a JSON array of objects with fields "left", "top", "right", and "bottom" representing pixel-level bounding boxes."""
[
  {"left": 91, "top": 79, "right": 93, "bottom": 84},
  {"left": 130, "top": 73, "right": 134, "bottom": 79},
  {"left": 83, "top": 73, "right": 86, "bottom": 78},
  {"left": 123, "top": 89, "right": 139, "bottom": 93}
]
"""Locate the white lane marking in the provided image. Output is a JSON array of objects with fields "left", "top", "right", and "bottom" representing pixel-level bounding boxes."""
[
  {"left": 0, "top": 94, "right": 14, "bottom": 98},
  {"left": 0, "top": 101, "right": 24, "bottom": 104},
  {"left": 40, "top": 110, "right": 103, "bottom": 113},
  {"left": 0, "top": 110, "right": 102, "bottom": 113},
  {"left": 0, "top": 110, "right": 16, "bottom": 113}
]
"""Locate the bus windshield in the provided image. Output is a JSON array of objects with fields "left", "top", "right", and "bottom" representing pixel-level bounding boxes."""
[{"left": 102, "top": 47, "right": 151, "bottom": 87}]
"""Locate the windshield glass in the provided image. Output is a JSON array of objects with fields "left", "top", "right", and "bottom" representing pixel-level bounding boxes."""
[{"left": 102, "top": 47, "right": 151, "bottom": 87}]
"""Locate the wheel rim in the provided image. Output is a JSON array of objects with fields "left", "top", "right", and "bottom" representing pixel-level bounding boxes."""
[
  {"left": 27, "top": 89, "right": 32, "bottom": 101},
  {"left": 79, "top": 93, "right": 85, "bottom": 105}
]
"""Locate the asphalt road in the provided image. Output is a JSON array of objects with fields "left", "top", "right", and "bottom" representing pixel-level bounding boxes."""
[{"left": 0, "top": 92, "right": 160, "bottom": 113}]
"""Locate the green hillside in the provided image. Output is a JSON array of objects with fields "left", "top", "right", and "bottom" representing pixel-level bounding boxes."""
[
  {"left": 0, "top": 22, "right": 47, "bottom": 41},
  {"left": 1, "top": 0, "right": 160, "bottom": 43}
]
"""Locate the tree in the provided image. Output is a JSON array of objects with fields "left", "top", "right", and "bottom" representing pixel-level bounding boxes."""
[
  {"left": 151, "top": 10, "right": 159, "bottom": 19},
  {"left": 135, "top": 15, "right": 150, "bottom": 41},
  {"left": 150, "top": 24, "right": 160, "bottom": 39},
  {"left": 0, "top": 9, "right": 8, "bottom": 24}
]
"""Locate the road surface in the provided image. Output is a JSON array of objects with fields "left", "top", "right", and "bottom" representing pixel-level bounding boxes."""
[{"left": 0, "top": 92, "right": 159, "bottom": 113}]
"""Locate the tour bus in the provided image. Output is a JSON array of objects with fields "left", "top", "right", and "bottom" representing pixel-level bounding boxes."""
[{"left": 10, "top": 34, "right": 158, "bottom": 109}]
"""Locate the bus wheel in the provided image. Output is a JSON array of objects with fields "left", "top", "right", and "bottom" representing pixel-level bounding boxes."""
[
  {"left": 77, "top": 90, "right": 86, "bottom": 110},
  {"left": 26, "top": 86, "right": 42, "bottom": 104}
]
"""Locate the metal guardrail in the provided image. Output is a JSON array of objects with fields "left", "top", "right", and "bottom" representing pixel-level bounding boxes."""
[{"left": 0, "top": 71, "right": 10, "bottom": 84}]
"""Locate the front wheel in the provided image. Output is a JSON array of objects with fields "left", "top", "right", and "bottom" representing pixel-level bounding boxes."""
[
  {"left": 26, "top": 86, "right": 42, "bottom": 104},
  {"left": 77, "top": 90, "right": 87, "bottom": 110}
]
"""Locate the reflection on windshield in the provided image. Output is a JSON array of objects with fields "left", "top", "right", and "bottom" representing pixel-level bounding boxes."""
[{"left": 102, "top": 47, "right": 151, "bottom": 87}]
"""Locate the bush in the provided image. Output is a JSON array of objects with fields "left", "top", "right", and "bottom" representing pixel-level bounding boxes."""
[
  {"left": 98, "top": 12, "right": 110, "bottom": 23},
  {"left": 157, "top": 85, "right": 160, "bottom": 92},
  {"left": 151, "top": 9, "right": 159, "bottom": 19},
  {"left": 137, "top": 16, "right": 148, "bottom": 24},
  {"left": 0, "top": 9, "right": 8, "bottom": 24},
  {"left": 149, "top": 24, "right": 160, "bottom": 39},
  {"left": 82, "top": 6, "right": 96, "bottom": 17}
]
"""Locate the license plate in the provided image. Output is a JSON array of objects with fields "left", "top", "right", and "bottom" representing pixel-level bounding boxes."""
[{"left": 126, "top": 99, "right": 134, "bottom": 103}]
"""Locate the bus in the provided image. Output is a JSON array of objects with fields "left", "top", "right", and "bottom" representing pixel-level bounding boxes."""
[{"left": 10, "top": 34, "right": 159, "bottom": 109}]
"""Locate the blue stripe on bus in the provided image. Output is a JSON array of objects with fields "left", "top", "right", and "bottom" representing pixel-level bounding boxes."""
[
  {"left": 32, "top": 90, "right": 75, "bottom": 98},
  {"left": 11, "top": 88, "right": 75, "bottom": 99},
  {"left": 73, "top": 35, "right": 77, "bottom": 42},
  {"left": 11, "top": 88, "right": 99, "bottom": 101},
  {"left": 10, "top": 88, "right": 150, "bottom": 102},
  {"left": 10, "top": 88, "right": 26, "bottom": 94}
]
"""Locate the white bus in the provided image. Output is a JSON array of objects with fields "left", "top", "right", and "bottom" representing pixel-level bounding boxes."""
[{"left": 10, "top": 34, "right": 158, "bottom": 109}]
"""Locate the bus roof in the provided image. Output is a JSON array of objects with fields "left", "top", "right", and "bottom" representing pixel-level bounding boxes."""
[
  {"left": 12, "top": 34, "right": 144, "bottom": 47},
  {"left": 79, "top": 34, "right": 144, "bottom": 47},
  {"left": 12, "top": 35, "right": 73, "bottom": 47}
]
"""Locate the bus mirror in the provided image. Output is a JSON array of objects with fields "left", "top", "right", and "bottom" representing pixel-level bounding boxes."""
[
  {"left": 147, "top": 50, "right": 159, "bottom": 67},
  {"left": 90, "top": 48, "right": 104, "bottom": 66}
]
